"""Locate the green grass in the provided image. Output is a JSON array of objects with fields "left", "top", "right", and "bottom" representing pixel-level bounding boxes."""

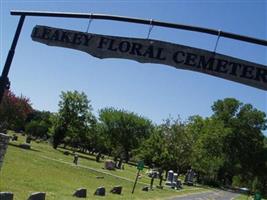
[{"left": 0, "top": 133, "right": 209, "bottom": 200}]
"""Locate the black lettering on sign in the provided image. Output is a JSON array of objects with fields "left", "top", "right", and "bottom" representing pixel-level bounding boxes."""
[
  {"left": 184, "top": 53, "right": 198, "bottom": 67},
  {"left": 108, "top": 39, "right": 118, "bottom": 52},
  {"left": 98, "top": 37, "right": 110, "bottom": 49},
  {"left": 31, "top": 26, "right": 40, "bottom": 38},
  {"left": 173, "top": 51, "right": 185, "bottom": 64},
  {"left": 228, "top": 62, "right": 241, "bottom": 76},
  {"left": 60, "top": 31, "right": 72, "bottom": 43},
  {"left": 31, "top": 25, "right": 267, "bottom": 91},
  {"left": 240, "top": 65, "right": 255, "bottom": 80},
  {"left": 197, "top": 56, "right": 214, "bottom": 71},
  {"left": 130, "top": 43, "right": 143, "bottom": 56},
  {"left": 42, "top": 27, "right": 51, "bottom": 40},
  {"left": 119, "top": 41, "right": 130, "bottom": 53},
  {"left": 215, "top": 59, "right": 228, "bottom": 74},
  {"left": 50, "top": 30, "right": 60, "bottom": 41},
  {"left": 255, "top": 67, "right": 267, "bottom": 82},
  {"left": 72, "top": 33, "right": 82, "bottom": 45},
  {"left": 143, "top": 45, "right": 155, "bottom": 59}
]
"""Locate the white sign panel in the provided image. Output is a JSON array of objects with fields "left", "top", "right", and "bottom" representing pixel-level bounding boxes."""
[{"left": 32, "top": 25, "right": 267, "bottom": 91}]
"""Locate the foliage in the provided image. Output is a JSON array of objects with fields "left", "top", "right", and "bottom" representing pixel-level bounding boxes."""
[
  {"left": 191, "top": 118, "right": 230, "bottom": 185},
  {"left": 51, "top": 91, "right": 96, "bottom": 149},
  {"left": 137, "top": 117, "right": 195, "bottom": 172},
  {"left": 0, "top": 90, "right": 33, "bottom": 131},
  {"left": 212, "top": 98, "right": 266, "bottom": 187},
  {"left": 25, "top": 110, "right": 53, "bottom": 139},
  {"left": 98, "top": 107, "right": 153, "bottom": 162},
  {"left": 25, "top": 120, "right": 49, "bottom": 139}
]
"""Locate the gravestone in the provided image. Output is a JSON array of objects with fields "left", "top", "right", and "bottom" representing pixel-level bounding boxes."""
[
  {"left": 172, "top": 173, "right": 178, "bottom": 187},
  {"left": 184, "top": 169, "right": 194, "bottom": 186},
  {"left": 165, "top": 170, "right": 174, "bottom": 186},
  {"left": 142, "top": 186, "right": 149, "bottom": 191},
  {"left": 0, "top": 192, "right": 14, "bottom": 200},
  {"left": 110, "top": 186, "right": 122, "bottom": 194},
  {"left": 27, "top": 192, "right": 46, "bottom": 200},
  {"left": 73, "top": 188, "right": 87, "bottom": 198},
  {"left": 20, "top": 143, "right": 31, "bottom": 150},
  {"left": 12, "top": 134, "right": 18, "bottom": 141},
  {"left": 73, "top": 154, "right": 78, "bottom": 165},
  {"left": 175, "top": 178, "right": 183, "bottom": 189},
  {"left": 104, "top": 160, "right": 115, "bottom": 170},
  {"left": 26, "top": 136, "right": 32, "bottom": 144},
  {"left": 94, "top": 186, "right": 105, "bottom": 196},
  {"left": 0, "top": 133, "right": 10, "bottom": 171}
]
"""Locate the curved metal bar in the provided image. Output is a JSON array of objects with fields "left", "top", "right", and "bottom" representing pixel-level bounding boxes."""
[{"left": 10, "top": 10, "right": 267, "bottom": 46}]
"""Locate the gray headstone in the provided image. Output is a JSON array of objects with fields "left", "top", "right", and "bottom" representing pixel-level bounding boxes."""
[
  {"left": 166, "top": 170, "right": 174, "bottom": 185},
  {"left": 104, "top": 160, "right": 115, "bottom": 170},
  {"left": 73, "top": 188, "right": 87, "bottom": 198},
  {"left": 12, "top": 135, "right": 18, "bottom": 141},
  {"left": 0, "top": 192, "right": 14, "bottom": 200},
  {"left": 142, "top": 186, "right": 149, "bottom": 191},
  {"left": 167, "top": 170, "right": 174, "bottom": 182},
  {"left": 20, "top": 143, "right": 31, "bottom": 150},
  {"left": 185, "top": 169, "right": 194, "bottom": 185},
  {"left": 110, "top": 186, "right": 122, "bottom": 194},
  {"left": 26, "top": 136, "right": 32, "bottom": 144},
  {"left": 0, "top": 133, "right": 10, "bottom": 171},
  {"left": 173, "top": 173, "right": 178, "bottom": 184},
  {"left": 27, "top": 192, "right": 46, "bottom": 200},
  {"left": 94, "top": 186, "right": 105, "bottom": 196}
]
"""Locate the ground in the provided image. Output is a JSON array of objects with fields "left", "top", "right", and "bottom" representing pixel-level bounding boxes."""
[{"left": 0, "top": 132, "right": 258, "bottom": 200}]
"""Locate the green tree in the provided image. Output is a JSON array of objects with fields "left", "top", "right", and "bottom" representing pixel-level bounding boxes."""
[
  {"left": 136, "top": 128, "right": 169, "bottom": 169},
  {"left": 212, "top": 98, "right": 267, "bottom": 188},
  {"left": 138, "top": 117, "right": 195, "bottom": 172},
  {"left": 99, "top": 107, "right": 153, "bottom": 162},
  {"left": 191, "top": 118, "right": 230, "bottom": 185},
  {"left": 51, "top": 91, "right": 96, "bottom": 149},
  {"left": 25, "top": 110, "right": 53, "bottom": 139},
  {"left": 25, "top": 120, "right": 49, "bottom": 139}
]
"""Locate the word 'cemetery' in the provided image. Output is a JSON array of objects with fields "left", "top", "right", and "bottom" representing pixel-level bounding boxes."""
[{"left": 31, "top": 25, "right": 267, "bottom": 90}]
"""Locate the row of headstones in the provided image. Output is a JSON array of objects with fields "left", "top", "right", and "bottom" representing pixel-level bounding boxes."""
[
  {"left": 0, "top": 186, "right": 122, "bottom": 200},
  {"left": 73, "top": 186, "right": 122, "bottom": 197},
  {"left": 165, "top": 169, "right": 195, "bottom": 188},
  {"left": 0, "top": 192, "right": 45, "bottom": 200}
]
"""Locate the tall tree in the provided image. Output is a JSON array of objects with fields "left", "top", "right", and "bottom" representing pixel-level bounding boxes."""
[
  {"left": 0, "top": 90, "right": 33, "bottom": 132},
  {"left": 138, "top": 117, "right": 195, "bottom": 172},
  {"left": 99, "top": 108, "right": 153, "bottom": 162},
  {"left": 212, "top": 98, "right": 267, "bottom": 187},
  {"left": 51, "top": 91, "right": 96, "bottom": 149}
]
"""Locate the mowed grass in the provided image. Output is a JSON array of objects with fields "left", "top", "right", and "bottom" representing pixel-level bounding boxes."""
[{"left": 0, "top": 133, "right": 208, "bottom": 200}]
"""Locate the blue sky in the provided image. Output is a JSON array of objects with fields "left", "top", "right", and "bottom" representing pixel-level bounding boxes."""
[{"left": 1, "top": 1, "right": 266, "bottom": 132}]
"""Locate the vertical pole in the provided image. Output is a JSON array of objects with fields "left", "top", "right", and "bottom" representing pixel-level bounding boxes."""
[
  {"left": 0, "top": 15, "right": 25, "bottom": 104},
  {"left": 132, "top": 169, "right": 140, "bottom": 194}
]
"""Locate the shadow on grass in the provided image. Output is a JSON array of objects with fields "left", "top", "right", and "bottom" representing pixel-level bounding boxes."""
[
  {"left": 57, "top": 148, "right": 99, "bottom": 162},
  {"left": 8, "top": 142, "right": 41, "bottom": 152}
]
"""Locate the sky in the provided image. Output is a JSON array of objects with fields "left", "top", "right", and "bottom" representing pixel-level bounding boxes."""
[{"left": 1, "top": 1, "right": 267, "bottom": 132}]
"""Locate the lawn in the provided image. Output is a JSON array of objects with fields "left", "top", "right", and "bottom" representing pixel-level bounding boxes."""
[{"left": 0, "top": 133, "right": 209, "bottom": 200}]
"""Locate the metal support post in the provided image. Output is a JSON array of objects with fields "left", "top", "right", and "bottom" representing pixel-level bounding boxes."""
[{"left": 0, "top": 15, "right": 25, "bottom": 103}]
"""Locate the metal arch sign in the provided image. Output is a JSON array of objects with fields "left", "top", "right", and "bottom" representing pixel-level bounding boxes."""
[{"left": 31, "top": 25, "right": 267, "bottom": 91}]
